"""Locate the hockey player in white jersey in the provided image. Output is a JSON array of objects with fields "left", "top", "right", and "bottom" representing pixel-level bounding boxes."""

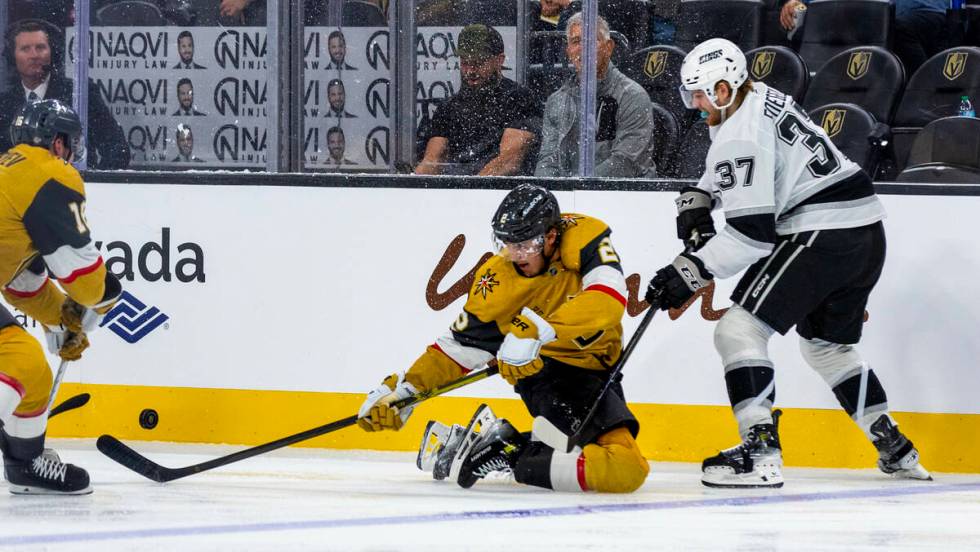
[{"left": 645, "top": 38, "right": 930, "bottom": 488}]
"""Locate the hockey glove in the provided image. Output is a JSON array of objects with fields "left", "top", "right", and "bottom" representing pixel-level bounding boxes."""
[
  {"left": 646, "top": 253, "right": 714, "bottom": 310},
  {"left": 498, "top": 308, "right": 557, "bottom": 386},
  {"left": 60, "top": 298, "right": 104, "bottom": 334},
  {"left": 357, "top": 372, "right": 418, "bottom": 432},
  {"left": 43, "top": 327, "right": 90, "bottom": 361},
  {"left": 675, "top": 186, "right": 716, "bottom": 250}
]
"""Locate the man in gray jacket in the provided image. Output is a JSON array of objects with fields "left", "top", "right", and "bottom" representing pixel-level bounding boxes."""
[{"left": 535, "top": 13, "right": 656, "bottom": 178}]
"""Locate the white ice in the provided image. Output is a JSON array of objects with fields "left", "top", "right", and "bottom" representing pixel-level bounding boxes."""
[{"left": 2, "top": 439, "right": 980, "bottom": 552}]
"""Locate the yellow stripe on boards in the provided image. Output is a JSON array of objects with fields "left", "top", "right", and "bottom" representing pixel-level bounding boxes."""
[{"left": 47, "top": 383, "right": 980, "bottom": 473}]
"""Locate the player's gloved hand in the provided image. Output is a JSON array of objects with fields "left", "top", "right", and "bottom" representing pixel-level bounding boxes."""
[
  {"left": 43, "top": 327, "right": 90, "bottom": 361},
  {"left": 497, "top": 307, "right": 557, "bottom": 386},
  {"left": 675, "top": 186, "right": 716, "bottom": 250},
  {"left": 646, "top": 253, "right": 714, "bottom": 310},
  {"left": 357, "top": 372, "right": 418, "bottom": 432},
  {"left": 60, "top": 298, "right": 104, "bottom": 334}
]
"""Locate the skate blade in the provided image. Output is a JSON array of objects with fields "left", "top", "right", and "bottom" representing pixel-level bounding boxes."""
[
  {"left": 417, "top": 420, "right": 450, "bottom": 473},
  {"left": 9, "top": 484, "right": 92, "bottom": 496},
  {"left": 890, "top": 464, "right": 933, "bottom": 481},
  {"left": 448, "top": 404, "right": 496, "bottom": 487},
  {"left": 702, "top": 467, "right": 784, "bottom": 489}
]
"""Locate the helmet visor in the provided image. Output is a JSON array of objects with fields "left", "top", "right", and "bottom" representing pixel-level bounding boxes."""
[
  {"left": 678, "top": 84, "right": 696, "bottom": 109},
  {"left": 492, "top": 232, "right": 545, "bottom": 263}
]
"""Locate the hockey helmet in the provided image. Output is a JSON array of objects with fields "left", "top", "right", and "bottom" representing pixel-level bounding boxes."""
[
  {"left": 490, "top": 184, "right": 561, "bottom": 255},
  {"left": 678, "top": 38, "right": 748, "bottom": 111},
  {"left": 10, "top": 99, "right": 85, "bottom": 161}
]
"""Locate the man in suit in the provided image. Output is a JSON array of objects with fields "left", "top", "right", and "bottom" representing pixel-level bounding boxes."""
[
  {"left": 0, "top": 20, "right": 130, "bottom": 169},
  {"left": 175, "top": 31, "right": 206, "bottom": 70},
  {"left": 173, "top": 78, "right": 207, "bottom": 116},
  {"left": 172, "top": 124, "right": 204, "bottom": 163},
  {"left": 326, "top": 79, "right": 355, "bottom": 118}
]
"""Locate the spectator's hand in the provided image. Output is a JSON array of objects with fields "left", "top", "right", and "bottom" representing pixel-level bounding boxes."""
[
  {"left": 780, "top": 0, "right": 804, "bottom": 30},
  {"left": 220, "top": 0, "right": 252, "bottom": 18}
]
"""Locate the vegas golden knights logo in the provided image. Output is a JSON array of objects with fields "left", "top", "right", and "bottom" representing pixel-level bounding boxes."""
[
  {"left": 943, "top": 52, "right": 967, "bottom": 81},
  {"left": 847, "top": 52, "right": 872, "bottom": 80},
  {"left": 821, "top": 109, "right": 846, "bottom": 138},
  {"left": 751, "top": 51, "right": 776, "bottom": 79},
  {"left": 644, "top": 51, "right": 668, "bottom": 79}
]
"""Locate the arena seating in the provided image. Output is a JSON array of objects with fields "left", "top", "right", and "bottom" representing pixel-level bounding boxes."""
[
  {"left": 803, "top": 46, "right": 905, "bottom": 125},
  {"left": 95, "top": 1, "right": 169, "bottom": 25},
  {"left": 888, "top": 46, "right": 980, "bottom": 176},
  {"left": 896, "top": 117, "right": 980, "bottom": 183},
  {"left": 674, "top": 0, "right": 764, "bottom": 53},
  {"left": 650, "top": 102, "right": 680, "bottom": 176},
  {"left": 744, "top": 45, "right": 810, "bottom": 100},
  {"left": 808, "top": 103, "right": 888, "bottom": 176},
  {"left": 343, "top": 1, "right": 387, "bottom": 26},
  {"left": 623, "top": 45, "right": 697, "bottom": 134},
  {"left": 673, "top": 119, "right": 712, "bottom": 178},
  {"left": 797, "top": 0, "right": 892, "bottom": 74}
]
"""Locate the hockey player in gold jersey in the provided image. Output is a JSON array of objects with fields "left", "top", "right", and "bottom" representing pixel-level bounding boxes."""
[
  {"left": 357, "top": 184, "right": 649, "bottom": 493},
  {"left": 0, "top": 100, "right": 122, "bottom": 494}
]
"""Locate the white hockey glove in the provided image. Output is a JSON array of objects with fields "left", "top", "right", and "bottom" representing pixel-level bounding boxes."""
[
  {"left": 498, "top": 308, "right": 557, "bottom": 386},
  {"left": 357, "top": 372, "right": 419, "bottom": 432}
]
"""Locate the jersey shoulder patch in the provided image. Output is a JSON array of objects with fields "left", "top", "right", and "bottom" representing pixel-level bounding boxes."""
[{"left": 557, "top": 214, "right": 612, "bottom": 272}]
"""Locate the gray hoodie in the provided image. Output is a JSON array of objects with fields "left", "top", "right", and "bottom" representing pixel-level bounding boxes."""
[{"left": 534, "top": 64, "right": 656, "bottom": 178}]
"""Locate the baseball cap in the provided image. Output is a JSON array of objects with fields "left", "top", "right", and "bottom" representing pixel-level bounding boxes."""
[{"left": 457, "top": 24, "right": 504, "bottom": 59}]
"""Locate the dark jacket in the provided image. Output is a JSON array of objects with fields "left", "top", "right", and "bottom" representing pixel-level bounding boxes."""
[{"left": 0, "top": 73, "right": 131, "bottom": 169}]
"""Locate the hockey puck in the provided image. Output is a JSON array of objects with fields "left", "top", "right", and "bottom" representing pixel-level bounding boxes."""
[{"left": 139, "top": 409, "right": 159, "bottom": 430}]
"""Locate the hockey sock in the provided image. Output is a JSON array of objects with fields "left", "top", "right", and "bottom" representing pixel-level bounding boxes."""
[
  {"left": 725, "top": 365, "right": 776, "bottom": 437},
  {"left": 714, "top": 305, "right": 777, "bottom": 437}
]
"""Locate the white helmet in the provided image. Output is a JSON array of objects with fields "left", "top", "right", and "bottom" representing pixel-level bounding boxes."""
[{"left": 678, "top": 38, "right": 748, "bottom": 111}]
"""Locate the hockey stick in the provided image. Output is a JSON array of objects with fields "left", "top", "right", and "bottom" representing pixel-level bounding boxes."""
[
  {"left": 97, "top": 363, "right": 500, "bottom": 483},
  {"left": 46, "top": 359, "right": 69, "bottom": 412},
  {"left": 49, "top": 393, "right": 91, "bottom": 418},
  {"left": 533, "top": 291, "right": 664, "bottom": 453}
]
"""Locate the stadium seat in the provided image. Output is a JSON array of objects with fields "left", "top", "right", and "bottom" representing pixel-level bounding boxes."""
[
  {"left": 760, "top": 0, "right": 793, "bottom": 48},
  {"left": 527, "top": 63, "right": 575, "bottom": 103},
  {"left": 674, "top": 0, "right": 764, "bottom": 53},
  {"left": 343, "top": 1, "right": 387, "bottom": 26},
  {"left": 95, "top": 1, "right": 168, "bottom": 25},
  {"left": 745, "top": 46, "right": 810, "bottom": 100},
  {"left": 650, "top": 102, "right": 680, "bottom": 176},
  {"left": 803, "top": 46, "right": 905, "bottom": 124},
  {"left": 808, "top": 103, "right": 888, "bottom": 177},
  {"left": 896, "top": 116, "right": 980, "bottom": 183},
  {"left": 885, "top": 47, "right": 980, "bottom": 176},
  {"left": 673, "top": 119, "right": 711, "bottom": 178},
  {"left": 623, "top": 45, "right": 698, "bottom": 133},
  {"left": 460, "top": 0, "right": 517, "bottom": 25},
  {"left": 797, "top": 0, "right": 892, "bottom": 74}
]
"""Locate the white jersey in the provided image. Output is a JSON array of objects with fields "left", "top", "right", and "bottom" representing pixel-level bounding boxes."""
[{"left": 693, "top": 82, "right": 886, "bottom": 279}]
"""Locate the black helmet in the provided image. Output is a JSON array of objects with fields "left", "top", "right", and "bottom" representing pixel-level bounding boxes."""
[
  {"left": 491, "top": 184, "right": 561, "bottom": 244},
  {"left": 10, "top": 99, "right": 85, "bottom": 160}
]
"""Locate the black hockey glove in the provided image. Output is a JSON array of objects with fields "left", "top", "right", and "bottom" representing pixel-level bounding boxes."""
[
  {"left": 675, "top": 186, "right": 716, "bottom": 250},
  {"left": 645, "top": 252, "right": 714, "bottom": 310}
]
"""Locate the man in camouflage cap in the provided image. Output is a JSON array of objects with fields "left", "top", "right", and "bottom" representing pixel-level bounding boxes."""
[{"left": 415, "top": 24, "right": 542, "bottom": 176}]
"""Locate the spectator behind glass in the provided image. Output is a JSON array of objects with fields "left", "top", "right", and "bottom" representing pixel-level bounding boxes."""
[
  {"left": 0, "top": 20, "right": 130, "bottom": 169},
  {"left": 535, "top": 13, "right": 656, "bottom": 178},
  {"left": 780, "top": 0, "right": 949, "bottom": 74},
  {"left": 219, "top": 0, "right": 266, "bottom": 25},
  {"left": 415, "top": 24, "right": 543, "bottom": 176}
]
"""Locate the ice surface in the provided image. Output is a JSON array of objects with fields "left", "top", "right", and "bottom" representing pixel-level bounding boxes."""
[{"left": 2, "top": 439, "right": 979, "bottom": 551}]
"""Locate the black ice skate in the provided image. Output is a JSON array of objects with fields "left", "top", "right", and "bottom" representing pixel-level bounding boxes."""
[
  {"left": 870, "top": 415, "right": 932, "bottom": 481},
  {"left": 449, "top": 404, "right": 527, "bottom": 488},
  {"left": 5, "top": 453, "right": 91, "bottom": 495},
  {"left": 417, "top": 420, "right": 466, "bottom": 481},
  {"left": 702, "top": 410, "right": 784, "bottom": 488}
]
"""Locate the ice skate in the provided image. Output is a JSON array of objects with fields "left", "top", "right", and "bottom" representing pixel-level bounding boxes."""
[
  {"left": 870, "top": 415, "right": 932, "bottom": 481},
  {"left": 417, "top": 420, "right": 466, "bottom": 481},
  {"left": 4, "top": 451, "right": 91, "bottom": 495},
  {"left": 450, "top": 407, "right": 527, "bottom": 489},
  {"left": 702, "top": 410, "right": 784, "bottom": 488}
]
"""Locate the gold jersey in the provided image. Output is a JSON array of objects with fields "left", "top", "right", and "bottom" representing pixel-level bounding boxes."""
[
  {"left": 0, "top": 144, "right": 120, "bottom": 326},
  {"left": 405, "top": 213, "right": 628, "bottom": 392}
]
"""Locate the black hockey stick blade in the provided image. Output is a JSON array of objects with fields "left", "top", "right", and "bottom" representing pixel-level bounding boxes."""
[
  {"left": 49, "top": 393, "right": 91, "bottom": 418},
  {"left": 97, "top": 364, "right": 498, "bottom": 483}
]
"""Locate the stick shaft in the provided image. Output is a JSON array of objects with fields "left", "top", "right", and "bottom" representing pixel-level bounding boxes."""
[{"left": 46, "top": 359, "right": 69, "bottom": 412}]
